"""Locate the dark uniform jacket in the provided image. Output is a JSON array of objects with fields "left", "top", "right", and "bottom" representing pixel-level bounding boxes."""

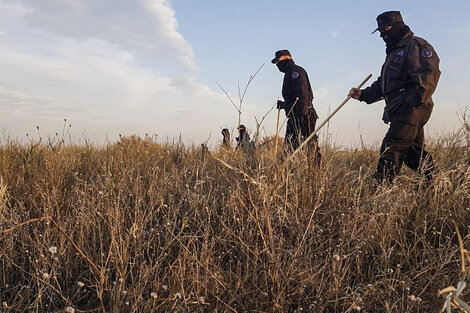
[
  {"left": 281, "top": 60, "right": 317, "bottom": 118},
  {"left": 359, "top": 31, "right": 441, "bottom": 124}
]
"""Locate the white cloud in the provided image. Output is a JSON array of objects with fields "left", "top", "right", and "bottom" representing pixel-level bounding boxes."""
[
  {"left": 2, "top": 0, "right": 195, "bottom": 69},
  {"left": 0, "top": 38, "right": 226, "bottom": 139},
  {"left": 0, "top": 0, "right": 232, "bottom": 145},
  {"left": 0, "top": 86, "right": 62, "bottom": 119}
]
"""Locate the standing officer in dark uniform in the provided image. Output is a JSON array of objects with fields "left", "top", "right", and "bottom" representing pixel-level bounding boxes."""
[
  {"left": 272, "top": 50, "right": 321, "bottom": 164},
  {"left": 349, "top": 11, "right": 440, "bottom": 183},
  {"left": 235, "top": 124, "right": 252, "bottom": 149}
]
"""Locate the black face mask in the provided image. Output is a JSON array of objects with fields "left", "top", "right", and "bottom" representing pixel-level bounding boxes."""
[
  {"left": 380, "top": 22, "right": 410, "bottom": 46},
  {"left": 276, "top": 59, "right": 293, "bottom": 73}
]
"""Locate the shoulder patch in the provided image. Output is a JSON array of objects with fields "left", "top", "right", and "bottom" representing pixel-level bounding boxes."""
[
  {"left": 420, "top": 47, "right": 433, "bottom": 58},
  {"left": 396, "top": 49, "right": 405, "bottom": 57},
  {"left": 291, "top": 71, "right": 300, "bottom": 79}
]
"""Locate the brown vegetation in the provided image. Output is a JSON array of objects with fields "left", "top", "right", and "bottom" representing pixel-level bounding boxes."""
[{"left": 0, "top": 129, "right": 469, "bottom": 312}]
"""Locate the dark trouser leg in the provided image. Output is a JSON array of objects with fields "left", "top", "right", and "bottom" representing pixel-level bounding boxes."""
[
  {"left": 376, "top": 146, "right": 401, "bottom": 184},
  {"left": 286, "top": 112, "right": 321, "bottom": 166},
  {"left": 376, "top": 120, "right": 418, "bottom": 183},
  {"left": 285, "top": 116, "right": 301, "bottom": 152},
  {"left": 376, "top": 117, "right": 436, "bottom": 183},
  {"left": 403, "top": 127, "right": 436, "bottom": 180},
  {"left": 300, "top": 111, "right": 321, "bottom": 167}
]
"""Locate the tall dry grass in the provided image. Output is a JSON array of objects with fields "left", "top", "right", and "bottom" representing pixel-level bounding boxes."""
[{"left": 0, "top": 129, "right": 469, "bottom": 312}]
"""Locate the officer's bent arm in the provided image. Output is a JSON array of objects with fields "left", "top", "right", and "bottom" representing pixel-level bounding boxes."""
[
  {"left": 359, "top": 76, "right": 384, "bottom": 104},
  {"left": 406, "top": 41, "right": 441, "bottom": 107}
]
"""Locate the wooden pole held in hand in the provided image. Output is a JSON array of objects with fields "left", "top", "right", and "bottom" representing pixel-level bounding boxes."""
[
  {"left": 274, "top": 108, "right": 281, "bottom": 154},
  {"left": 287, "top": 74, "right": 372, "bottom": 161}
]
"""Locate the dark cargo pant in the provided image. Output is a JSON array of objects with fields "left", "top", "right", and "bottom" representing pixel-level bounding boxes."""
[
  {"left": 285, "top": 107, "right": 321, "bottom": 166},
  {"left": 376, "top": 105, "right": 436, "bottom": 183}
]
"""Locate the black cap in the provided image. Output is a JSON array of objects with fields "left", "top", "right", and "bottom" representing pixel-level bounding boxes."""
[
  {"left": 271, "top": 50, "right": 291, "bottom": 64},
  {"left": 237, "top": 124, "right": 246, "bottom": 131},
  {"left": 372, "top": 11, "right": 403, "bottom": 34}
]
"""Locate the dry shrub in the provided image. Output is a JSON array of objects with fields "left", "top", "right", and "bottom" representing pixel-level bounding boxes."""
[{"left": 0, "top": 128, "right": 469, "bottom": 313}]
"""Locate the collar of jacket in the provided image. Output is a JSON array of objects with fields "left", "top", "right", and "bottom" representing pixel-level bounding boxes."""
[{"left": 395, "top": 31, "right": 414, "bottom": 47}]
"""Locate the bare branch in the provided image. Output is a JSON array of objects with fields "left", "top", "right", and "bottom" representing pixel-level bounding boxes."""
[
  {"left": 237, "top": 79, "right": 241, "bottom": 108},
  {"left": 218, "top": 63, "right": 265, "bottom": 135},
  {"left": 204, "top": 131, "right": 212, "bottom": 147},
  {"left": 240, "top": 63, "right": 265, "bottom": 104},
  {"left": 253, "top": 100, "right": 277, "bottom": 143},
  {"left": 216, "top": 81, "right": 240, "bottom": 113}
]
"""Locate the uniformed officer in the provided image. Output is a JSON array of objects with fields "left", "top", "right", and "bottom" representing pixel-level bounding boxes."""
[
  {"left": 349, "top": 11, "right": 440, "bottom": 183},
  {"left": 272, "top": 50, "right": 321, "bottom": 164},
  {"left": 235, "top": 124, "right": 252, "bottom": 149}
]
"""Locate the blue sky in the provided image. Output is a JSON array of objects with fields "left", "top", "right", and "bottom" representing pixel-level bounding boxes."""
[{"left": 0, "top": 0, "right": 469, "bottom": 147}]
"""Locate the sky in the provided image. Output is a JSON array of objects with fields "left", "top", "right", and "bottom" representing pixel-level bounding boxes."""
[{"left": 0, "top": 0, "right": 469, "bottom": 148}]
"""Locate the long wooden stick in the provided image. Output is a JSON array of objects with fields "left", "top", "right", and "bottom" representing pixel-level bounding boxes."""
[
  {"left": 274, "top": 108, "right": 281, "bottom": 154},
  {"left": 287, "top": 74, "right": 372, "bottom": 161}
]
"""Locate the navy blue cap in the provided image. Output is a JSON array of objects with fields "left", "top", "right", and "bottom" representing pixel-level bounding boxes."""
[
  {"left": 271, "top": 50, "right": 291, "bottom": 64},
  {"left": 372, "top": 11, "right": 403, "bottom": 34}
]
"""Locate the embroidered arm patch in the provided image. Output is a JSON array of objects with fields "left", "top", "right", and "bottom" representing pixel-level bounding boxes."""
[{"left": 420, "top": 47, "right": 433, "bottom": 58}]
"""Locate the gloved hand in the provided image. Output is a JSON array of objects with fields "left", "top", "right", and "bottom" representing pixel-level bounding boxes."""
[{"left": 277, "top": 100, "right": 286, "bottom": 109}]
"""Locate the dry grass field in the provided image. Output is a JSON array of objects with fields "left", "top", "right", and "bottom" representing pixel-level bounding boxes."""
[{"left": 0, "top": 126, "right": 469, "bottom": 312}]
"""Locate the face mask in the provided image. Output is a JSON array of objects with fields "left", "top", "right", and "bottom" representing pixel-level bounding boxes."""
[
  {"left": 380, "top": 29, "right": 398, "bottom": 44},
  {"left": 276, "top": 59, "right": 291, "bottom": 73},
  {"left": 380, "top": 21, "right": 406, "bottom": 45}
]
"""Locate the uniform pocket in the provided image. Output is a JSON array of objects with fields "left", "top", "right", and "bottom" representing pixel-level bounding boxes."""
[
  {"left": 388, "top": 62, "right": 405, "bottom": 78},
  {"left": 385, "top": 92, "right": 405, "bottom": 115}
]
